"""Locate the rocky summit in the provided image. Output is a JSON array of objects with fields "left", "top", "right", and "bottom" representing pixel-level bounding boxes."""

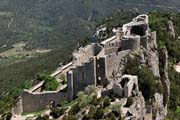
[{"left": 11, "top": 14, "right": 170, "bottom": 120}]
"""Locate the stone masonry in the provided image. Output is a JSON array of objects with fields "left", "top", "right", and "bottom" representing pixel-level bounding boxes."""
[{"left": 13, "top": 14, "right": 157, "bottom": 114}]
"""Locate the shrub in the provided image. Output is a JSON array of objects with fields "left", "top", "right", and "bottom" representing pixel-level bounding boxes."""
[
  {"left": 111, "top": 105, "right": 120, "bottom": 117},
  {"left": 125, "top": 97, "right": 134, "bottom": 107},
  {"left": 50, "top": 107, "right": 66, "bottom": 119},
  {"left": 107, "top": 112, "right": 116, "bottom": 120},
  {"left": 6, "top": 112, "right": 12, "bottom": 120},
  {"left": 124, "top": 57, "right": 161, "bottom": 100},
  {"left": 63, "top": 115, "right": 77, "bottom": 120},
  {"left": 36, "top": 115, "right": 49, "bottom": 120},
  {"left": 82, "top": 114, "right": 92, "bottom": 120},
  {"left": 68, "top": 103, "right": 80, "bottom": 115},
  {"left": 89, "top": 105, "right": 97, "bottom": 116},
  {"left": 60, "top": 74, "right": 67, "bottom": 84},
  {"left": 37, "top": 74, "right": 58, "bottom": 91},
  {"left": 93, "top": 109, "right": 104, "bottom": 119},
  {"left": 90, "top": 95, "right": 99, "bottom": 106},
  {"left": 103, "top": 97, "right": 110, "bottom": 107}
]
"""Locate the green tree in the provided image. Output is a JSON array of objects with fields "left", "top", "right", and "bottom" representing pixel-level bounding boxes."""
[
  {"left": 124, "top": 57, "right": 161, "bottom": 100},
  {"left": 37, "top": 74, "right": 58, "bottom": 91},
  {"left": 103, "top": 97, "right": 110, "bottom": 107}
]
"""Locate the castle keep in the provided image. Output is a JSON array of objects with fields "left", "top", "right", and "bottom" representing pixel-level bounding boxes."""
[{"left": 13, "top": 14, "right": 157, "bottom": 115}]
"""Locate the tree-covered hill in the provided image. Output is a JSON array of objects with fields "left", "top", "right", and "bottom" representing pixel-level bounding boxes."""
[{"left": 0, "top": 0, "right": 180, "bottom": 51}]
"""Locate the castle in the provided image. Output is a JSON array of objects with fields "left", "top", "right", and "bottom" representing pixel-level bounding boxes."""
[{"left": 12, "top": 14, "right": 157, "bottom": 116}]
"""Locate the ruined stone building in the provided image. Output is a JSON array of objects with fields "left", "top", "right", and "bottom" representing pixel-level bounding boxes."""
[
  {"left": 67, "top": 14, "right": 156, "bottom": 100},
  {"left": 113, "top": 75, "right": 139, "bottom": 98},
  {"left": 13, "top": 14, "right": 157, "bottom": 115}
]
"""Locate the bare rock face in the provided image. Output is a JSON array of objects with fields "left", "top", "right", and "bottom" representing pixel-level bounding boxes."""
[
  {"left": 178, "top": 36, "right": 180, "bottom": 40},
  {"left": 144, "top": 48, "right": 170, "bottom": 120},
  {"left": 129, "top": 45, "right": 169, "bottom": 120},
  {"left": 167, "top": 20, "right": 176, "bottom": 38},
  {"left": 132, "top": 92, "right": 146, "bottom": 120},
  {"left": 146, "top": 49, "right": 160, "bottom": 77},
  {"left": 154, "top": 93, "right": 166, "bottom": 120},
  {"left": 160, "top": 48, "right": 170, "bottom": 112}
]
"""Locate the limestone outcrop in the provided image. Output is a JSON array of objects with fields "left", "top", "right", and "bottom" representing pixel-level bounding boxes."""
[
  {"left": 158, "top": 48, "right": 170, "bottom": 118},
  {"left": 167, "top": 20, "right": 176, "bottom": 38}
]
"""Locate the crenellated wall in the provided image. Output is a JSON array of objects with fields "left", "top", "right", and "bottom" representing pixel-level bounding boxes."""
[
  {"left": 73, "top": 43, "right": 102, "bottom": 66},
  {"left": 103, "top": 41, "right": 121, "bottom": 55}
]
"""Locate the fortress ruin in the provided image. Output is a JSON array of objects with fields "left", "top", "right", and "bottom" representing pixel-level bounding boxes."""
[{"left": 13, "top": 14, "right": 157, "bottom": 115}]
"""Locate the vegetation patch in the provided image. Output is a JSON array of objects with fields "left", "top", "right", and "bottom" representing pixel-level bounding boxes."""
[
  {"left": 36, "top": 74, "right": 58, "bottom": 91},
  {"left": 50, "top": 86, "right": 122, "bottom": 120},
  {"left": 149, "top": 12, "right": 180, "bottom": 119},
  {"left": 123, "top": 55, "right": 163, "bottom": 100},
  {"left": 0, "top": 42, "right": 51, "bottom": 66}
]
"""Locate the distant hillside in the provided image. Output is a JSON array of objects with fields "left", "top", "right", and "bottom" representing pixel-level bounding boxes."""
[{"left": 0, "top": 0, "right": 180, "bottom": 51}]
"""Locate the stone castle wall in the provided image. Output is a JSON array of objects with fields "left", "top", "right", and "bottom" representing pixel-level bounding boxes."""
[
  {"left": 103, "top": 41, "right": 121, "bottom": 55},
  {"left": 121, "top": 35, "right": 140, "bottom": 50},
  {"left": 113, "top": 75, "right": 138, "bottom": 98},
  {"left": 21, "top": 90, "right": 67, "bottom": 113},
  {"left": 67, "top": 58, "right": 96, "bottom": 100},
  {"left": 73, "top": 43, "right": 102, "bottom": 65},
  {"left": 105, "top": 50, "right": 130, "bottom": 77},
  {"left": 12, "top": 97, "right": 22, "bottom": 115},
  {"left": 96, "top": 57, "right": 106, "bottom": 85},
  {"left": 140, "top": 36, "right": 148, "bottom": 48}
]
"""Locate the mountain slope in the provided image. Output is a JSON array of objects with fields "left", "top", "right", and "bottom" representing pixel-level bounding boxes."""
[{"left": 0, "top": 0, "right": 180, "bottom": 51}]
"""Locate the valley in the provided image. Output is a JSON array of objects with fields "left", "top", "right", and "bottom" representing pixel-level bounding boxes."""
[{"left": 0, "top": 42, "right": 51, "bottom": 66}]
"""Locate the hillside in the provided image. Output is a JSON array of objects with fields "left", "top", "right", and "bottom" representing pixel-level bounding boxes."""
[
  {"left": 1, "top": 0, "right": 180, "bottom": 118},
  {"left": 0, "top": 0, "right": 180, "bottom": 51}
]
